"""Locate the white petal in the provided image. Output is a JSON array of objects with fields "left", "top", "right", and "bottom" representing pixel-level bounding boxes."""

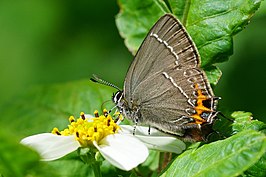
[
  {"left": 20, "top": 133, "right": 80, "bottom": 161},
  {"left": 84, "top": 114, "right": 95, "bottom": 122},
  {"left": 120, "top": 125, "right": 186, "bottom": 154},
  {"left": 93, "top": 134, "right": 148, "bottom": 171},
  {"left": 84, "top": 114, "right": 94, "bottom": 119}
]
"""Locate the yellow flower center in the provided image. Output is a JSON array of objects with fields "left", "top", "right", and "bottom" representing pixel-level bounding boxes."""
[{"left": 52, "top": 109, "right": 120, "bottom": 147}]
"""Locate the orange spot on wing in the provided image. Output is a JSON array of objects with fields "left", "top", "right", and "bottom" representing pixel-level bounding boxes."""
[{"left": 191, "top": 84, "right": 212, "bottom": 124}]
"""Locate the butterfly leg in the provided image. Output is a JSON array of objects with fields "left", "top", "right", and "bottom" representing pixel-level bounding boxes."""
[
  {"left": 133, "top": 118, "right": 139, "bottom": 135},
  {"left": 114, "top": 109, "right": 124, "bottom": 124}
]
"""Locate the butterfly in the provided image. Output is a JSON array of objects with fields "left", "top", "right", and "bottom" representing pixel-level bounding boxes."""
[{"left": 92, "top": 14, "right": 219, "bottom": 142}]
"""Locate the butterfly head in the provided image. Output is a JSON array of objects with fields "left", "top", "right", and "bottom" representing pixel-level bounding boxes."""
[{"left": 112, "top": 91, "right": 123, "bottom": 105}]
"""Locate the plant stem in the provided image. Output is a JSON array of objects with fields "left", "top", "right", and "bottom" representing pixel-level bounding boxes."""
[
  {"left": 158, "top": 152, "right": 172, "bottom": 173},
  {"left": 78, "top": 148, "right": 102, "bottom": 177},
  {"left": 91, "top": 162, "right": 102, "bottom": 177}
]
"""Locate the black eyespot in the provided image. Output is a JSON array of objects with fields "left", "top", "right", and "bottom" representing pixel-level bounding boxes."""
[{"left": 202, "top": 99, "right": 212, "bottom": 109}]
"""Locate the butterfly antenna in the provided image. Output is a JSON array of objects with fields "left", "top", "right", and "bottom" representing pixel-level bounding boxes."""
[
  {"left": 101, "top": 100, "right": 117, "bottom": 114},
  {"left": 90, "top": 74, "right": 121, "bottom": 91},
  {"left": 101, "top": 100, "right": 111, "bottom": 111}
]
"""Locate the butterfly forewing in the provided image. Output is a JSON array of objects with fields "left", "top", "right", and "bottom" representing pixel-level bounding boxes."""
[{"left": 124, "top": 14, "right": 201, "bottom": 99}]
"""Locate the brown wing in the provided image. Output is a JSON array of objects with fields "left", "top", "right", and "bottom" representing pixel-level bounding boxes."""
[{"left": 123, "top": 14, "right": 218, "bottom": 136}]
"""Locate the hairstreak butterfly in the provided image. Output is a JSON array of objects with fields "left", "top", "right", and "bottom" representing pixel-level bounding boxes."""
[{"left": 92, "top": 14, "right": 219, "bottom": 142}]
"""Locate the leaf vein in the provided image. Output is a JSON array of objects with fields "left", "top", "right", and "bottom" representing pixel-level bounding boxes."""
[
  {"left": 197, "top": 34, "right": 230, "bottom": 50},
  {"left": 188, "top": 7, "right": 236, "bottom": 27}
]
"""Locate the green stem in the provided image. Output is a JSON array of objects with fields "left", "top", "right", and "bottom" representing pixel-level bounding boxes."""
[
  {"left": 158, "top": 152, "right": 172, "bottom": 173},
  {"left": 91, "top": 162, "right": 102, "bottom": 177},
  {"left": 182, "top": 0, "right": 191, "bottom": 26},
  {"left": 78, "top": 148, "right": 103, "bottom": 177}
]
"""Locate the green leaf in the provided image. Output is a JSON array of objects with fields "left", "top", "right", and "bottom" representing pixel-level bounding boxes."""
[
  {"left": 116, "top": 0, "right": 170, "bottom": 54},
  {"left": 186, "top": 0, "right": 262, "bottom": 67},
  {"left": 136, "top": 150, "right": 160, "bottom": 177},
  {"left": 117, "top": 0, "right": 262, "bottom": 66},
  {"left": 48, "top": 160, "right": 95, "bottom": 177},
  {"left": 115, "top": 0, "right": 262, "bottom": 84},
  {"left": 160, "top": 130, "right": 266, "bottom": 177},
  {"left": 0, "top": 129, "right": 61, "bottom": 177},
  {"left": 243, "top": 153, "right": 266, "bottom": 177},
  {"left": 165, "top": 0, "right": 187, "bottom": 22},
  {"left": 0, "top": 129, "right": 40, "bottom": 177},
  {"left": 0, "top": 80, "right": 115, "bottom": 136},
  {"left": 230, "top": 111, "right": 266, "bottom": 177},
  {"left": 204, "top": 65, "right": 222, "bottom": 86},
  {"left": 216, "top": 111, "right": 266, "bottom": 177},
  {"left": 231, "top": 111, "right": 266, "bottom": 133}
]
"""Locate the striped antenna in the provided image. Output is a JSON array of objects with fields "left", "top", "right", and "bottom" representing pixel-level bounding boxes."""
[{"left": 90, "top": 74, "right": 121, "bottom": 91}]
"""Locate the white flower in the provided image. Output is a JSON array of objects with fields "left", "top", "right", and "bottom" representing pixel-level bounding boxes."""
[
  {"left": 20, "top": 111, "right": 149, "bottom": 171},
  {"left": 120, "top": 125, "right": 186, "bottom": 154},
  {"left": 21, "top": 110, "right": 186, "bottom": 171}
]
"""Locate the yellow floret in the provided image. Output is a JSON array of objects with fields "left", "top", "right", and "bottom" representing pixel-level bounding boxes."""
[{"left": 51, "top": 110, "right": 120, "bottom": 147}]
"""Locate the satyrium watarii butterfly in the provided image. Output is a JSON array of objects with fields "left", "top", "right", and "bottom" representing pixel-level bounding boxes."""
[{"left": 92, "top": 14, "right": 219, "bottom": 142}]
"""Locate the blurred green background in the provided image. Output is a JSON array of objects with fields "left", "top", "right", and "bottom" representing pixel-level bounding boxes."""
[{"left": 0, "top": 0, "right": 265, "bottom": 122}]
